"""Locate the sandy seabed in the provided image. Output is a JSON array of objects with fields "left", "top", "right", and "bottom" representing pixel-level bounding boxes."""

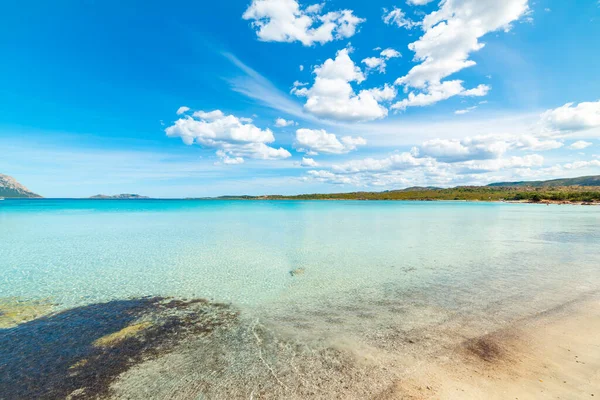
[{"left": 1, "top": 293, "right": 598, "bottom": 399}]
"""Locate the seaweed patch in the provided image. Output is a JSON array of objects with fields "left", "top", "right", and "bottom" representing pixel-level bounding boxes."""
[{"left": 0, "top": 297, "right": 239, "bottom": 399}]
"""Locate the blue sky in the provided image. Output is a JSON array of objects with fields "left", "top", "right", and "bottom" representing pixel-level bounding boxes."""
[{"left": 1, "top": 0, "right": 599, "bottom": 197}]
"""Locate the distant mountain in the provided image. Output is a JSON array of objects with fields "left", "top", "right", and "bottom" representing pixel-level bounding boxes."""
[
  {"left": 89, "top": 194, "right": 150, "bottom": 199},
  {"left": 488, "top": 175, "right": 600, "bottom": 188},
  {"left": 0, "top": 174, "right": 42, "bottom": 198}
]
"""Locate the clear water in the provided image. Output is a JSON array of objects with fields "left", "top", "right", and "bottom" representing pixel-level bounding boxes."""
[
  {"left": 2, "top": 199, "right": 600, "bottom": 397},
  {"left": 1, "top": 199, "right": 599, "bottom": 316}
]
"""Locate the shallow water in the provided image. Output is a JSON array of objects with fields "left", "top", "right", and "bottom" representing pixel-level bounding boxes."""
[
  {"left": 1, "top": 200, "right": 599, "bottom": 309},
  {"left": 1, "top": 199, "right": 599, "bottom": 397}
]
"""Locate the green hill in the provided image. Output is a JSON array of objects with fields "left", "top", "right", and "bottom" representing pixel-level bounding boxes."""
[{"left": 488, "top": 175, "right": 600, "bottom": 188}]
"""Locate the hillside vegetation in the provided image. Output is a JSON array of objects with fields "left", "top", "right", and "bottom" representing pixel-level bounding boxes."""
[{"left": 219, "top": 176, "right": 600, "bottom": 203}]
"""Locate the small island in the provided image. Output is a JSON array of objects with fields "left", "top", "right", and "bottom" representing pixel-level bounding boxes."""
[{"left": 89, "top": 194, "right": 150, "bottom": 200}]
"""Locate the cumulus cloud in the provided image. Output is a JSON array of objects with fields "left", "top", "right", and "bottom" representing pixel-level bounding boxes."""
[
  {"left": 397, "top": 0, "right": 529, "bottom": 89},
  {"left": 392, "top": 81, "right": 490, "bottom": 110},
  {"left": 417, "top": 134, "right": 561, "bottom": 163},
  {"left": 361, "top": 48, "right": 402, "bottom": 74},
  {"left": 176, "top": 106, "right": 190, "bottom": 115},
  {"left": 304, "top": 150, "right": 546, "bottom": 188},
  {"left": 380, "top": 48, "right": 401, "bottom": 59},
  {"left": 568, "top": 140, "right": 593, "bottom": 150},
  {"left": 382, "top": 7, "right": 419, "bottom": 29},
  {"left": 165, "top": 109, "right": 291, "bottom": 164},
  {"left": 541, "top": 100, "right": 600, "bottom": 132},
  {"left": 301, "top": 157, "right": 319, "bottom": 167},
  {"left": 392, "top": 0, "right": 529, "bottom": 108},
  {"left": 293, "top": 48, "right": 392, "bottom": 121},
  {"left": 275, "top": 117, "right": 296, "bottom": 127},
  {"left": 295, "top": 128, "right": 366, "bottom": 154},
  {"left": 243, "top": 0, "right": 365, "bottom": 46}
]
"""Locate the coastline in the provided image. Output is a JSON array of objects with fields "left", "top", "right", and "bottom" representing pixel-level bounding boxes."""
[
  {"left": 2, "top": 293, "right": 598, "bottom": 399},
  {"left": 2, "top": 197, "right": 598, "bottom": 205},
  {"left": 377, "top": 293, "right": 600, "bottom": 399}
]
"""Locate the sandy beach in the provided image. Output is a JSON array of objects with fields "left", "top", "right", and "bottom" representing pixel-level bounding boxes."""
[
  {"left": 377, "top": 294, "right": 600, "bottom": 400},
  {"left": 1, "top": 293, "right": 599, "bottom": 399}
]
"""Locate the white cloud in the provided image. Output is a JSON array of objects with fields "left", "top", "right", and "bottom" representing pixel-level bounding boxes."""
[
  {"left": 165, "top": 109, "right": 291, "bottom": 163},
  {"left": 407, "top": 0, "right": 435, "bottom": 5},
  {"left": 368, "top": 84, "right": 398, "bottom": 102},
  {"left": 301, "top": 157, "right": 319, "bottom": 167},
  {"left": 541, "top": 100, "right": 600, "bottom": 132},
  {"left": 275, "top": 118, "right": 296, "bottom": 127},
  {"left": 380, "top": 48, "right": 401, "bottom": 59},
  {"left": 455, "top": 106, "right": 477, "bottom": 115},
  {"left": 361, "top": 48, "right": 401, "bottom": 74},
  {"left": 414, "top": 133, "right": 561, "bottom": 163},
  {"left": 392, "top": 81, "right": 490, "bottom": 110},
  {"left": 299, "top": 64, "right": 304, "bottom": 71},
  {"left": 397, "top": 0, "right": 529, "bottom": 89},
  {"left": 382, "top": 7, "right": 419, "bottom": 29},
  {"left": 568, "top": 140, "right": 593, "bottom": 150},
  {"left": 457, "top": 154, "right": 544, "bottom": 173},
  {"left": 243, "top": 0, "right": 365, "bottom": 46},
  {"left": 331, "top": 152, "right": 429, "bottom": 173},
  {"left": 391, "top": 0, "right": 529, "bottom": 108},
  {"left": 362, "top": 57, "right": 386, "bottom": 73},
  {"left": 418, "top": 136, "right": 508, "bottom": 162},
  {"left": 176, "top": 106, "right": 190, "bottom": 115},
  {"left": 216, "top": 150, "right": 245, "bottom": 165},
  {"left": 295, "top": 128, "right": 366, "bottom": 154},
  {"left": 563, "top": 160, "right": 600, "bottom": 170},
  {"left": 304, "top": 150, "right": 547, "bottom": 188},
  {"left": 293, "top": 48, "right": 391, "bottom": 121}
]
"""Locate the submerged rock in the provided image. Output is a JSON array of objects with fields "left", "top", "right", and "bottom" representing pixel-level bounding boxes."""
[
  {"left": 0, "top": 298, "right": 54, "bottom": 328},
  {"left": 0, "top": 297, "right": 239, "bottom": 399}
]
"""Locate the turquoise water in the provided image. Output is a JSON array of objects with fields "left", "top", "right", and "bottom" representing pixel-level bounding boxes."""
[
  {"left": 1, "top": 199, "right": 599, "bottom": 317},
  {"left": 2, "top": 199, "right": 600, "bottom": 397}
]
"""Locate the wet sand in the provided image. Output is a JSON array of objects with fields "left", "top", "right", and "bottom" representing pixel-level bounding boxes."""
[{"left": 375, "top": 294, "right": 600, "bottom": 399}]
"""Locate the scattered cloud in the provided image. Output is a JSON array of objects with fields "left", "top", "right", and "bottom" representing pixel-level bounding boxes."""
[
  {"left": 275, "top": 118, "right": 296, "bottom": 127},
  {"left": 541, "top": 100, "right": 600, "bottom": 133},
  {"left": 455, "top": 106, "right": 477, "bottom": 115},
  {"left": 382, "top": 7, "right": 419, "bottom": 29},
  {"left": 563, "top": 160, "right": 600, "bottom": 169},
  {"left": 176, "top": 106, "right": 190, "bottom": 115},
  {"left": 380, "top": 48, "right": 401, "bottom": 59},
  {"left": 299, "top": 64, "right": 304, "bottom": 71},
  {"left": 301, "top": 157, "right": 319, "bottom": 167},
  {"left": 295, "top": 128, "right": 366, "bottom": 154},
  {"left": 568, "top": 140, "right": 593, "bottom": 150},
  {"left": 165, "top": 109, "right": 291, "bottom": 163},
  {"left": 393, "top": 0, "right": 529, "bottom": 108},
  {"left": 293, "top": 48, "right": 392, "bottom": 121},
  {"left": 243, "top": 0, "right": 365, "bottom": 46},
  {"left": 361, "top": 48, "right": 401, "bottom": 74},
  {"left": 392, "top": 81, "right": 490, "bottom": 110},
  {"left": 417, "top": 134, "right": 561, "bottom": 163}
]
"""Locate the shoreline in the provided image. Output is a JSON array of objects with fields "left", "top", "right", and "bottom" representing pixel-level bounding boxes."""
[
  {"left": 3, "top": 292, "right": 599, "bottom": 399},
  {"left": 378, "top": 293, "right": 600, "bottom": 399},
  {"left": 2, "top": 197, "right": 598, "bottom": 205}
]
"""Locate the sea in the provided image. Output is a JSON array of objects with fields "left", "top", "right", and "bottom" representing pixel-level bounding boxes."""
[{"left": 1, "top": 199, "right": 599, "bottom": 397}]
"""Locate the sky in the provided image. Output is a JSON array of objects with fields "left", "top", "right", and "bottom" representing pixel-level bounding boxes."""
[{"left": 0, "top": 0, "right": 599, "bottom": 198}]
